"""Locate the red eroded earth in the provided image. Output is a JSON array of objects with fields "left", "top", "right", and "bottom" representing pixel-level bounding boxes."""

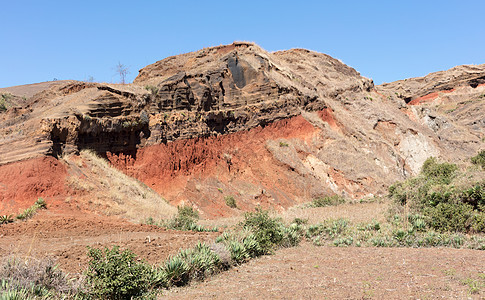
[
  {"left": 0, "top": 156, "right": 69, "bottom": 214},
  {"left": 108, "top": 114, "right": 322, "bottom": 217}
]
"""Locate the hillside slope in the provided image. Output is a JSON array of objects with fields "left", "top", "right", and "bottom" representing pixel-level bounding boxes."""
[{"left": 1, "top": 42, "right": 484, "bottom": 218}]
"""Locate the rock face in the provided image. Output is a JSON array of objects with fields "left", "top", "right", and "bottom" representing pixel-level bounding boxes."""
[{"left": 0, "top": 42, "right": 484, "bottom": 217}]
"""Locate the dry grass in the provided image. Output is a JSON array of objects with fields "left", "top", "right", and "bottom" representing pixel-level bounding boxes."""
[
  {"left": 198, "top": 200, "right": 390, "bottom": 230},
  {"left": 63, "top": 150, "right": 177, "bottom": 222},
  {"left": 281, "top": 200, "right": 390, "bottom": 224}
]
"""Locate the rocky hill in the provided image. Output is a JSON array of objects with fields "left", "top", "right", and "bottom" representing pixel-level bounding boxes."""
[{"left": 0, "top": 42, "right": 484, "bottom": 218}]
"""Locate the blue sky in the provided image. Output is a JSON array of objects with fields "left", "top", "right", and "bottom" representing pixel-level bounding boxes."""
[{"left": 1, "top": 0, "right": 484, "bottom": 87}]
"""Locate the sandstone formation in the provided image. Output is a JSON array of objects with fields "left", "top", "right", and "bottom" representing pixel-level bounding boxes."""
[{"left": 0, "top": 42, "right": 484, "bottom": 217}]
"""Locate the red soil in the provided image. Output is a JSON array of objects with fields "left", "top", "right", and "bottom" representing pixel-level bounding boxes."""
[
  {"left": 0, "top": 156, "right": 69, "bottom": 214},
  {"left": 408, "top": 88, "right": 455, "bottom": 105},
  {"left": 0, "top": 211, "right": 219, "bottom": 274},
  {"left": 317, "top": 107, "right": 341, "bottom": 132},
  {"left": 108, "top": 115, "right": 319, "bottom": 217}
]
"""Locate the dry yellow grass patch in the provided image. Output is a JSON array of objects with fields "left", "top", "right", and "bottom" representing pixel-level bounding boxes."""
[
  {"left": 281, "top": 200, "right": 390, "bottom": 224},
  {"left": 63, "top": 150, "right": 177, "bottom": 222}
]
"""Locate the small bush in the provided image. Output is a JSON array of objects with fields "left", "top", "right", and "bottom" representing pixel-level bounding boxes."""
[
  {"left": 0, "top": 93, "right": 12, "bottom": 112},
  {"left": 85, "top": 246, "right": 153, "bottom": 299},
  {"left": 425, "top": 202, "right": 475, "bottom": 233},
  {"left": 242, "top": 209, "right": 284, "bottom": 254},
  {"left": 162, "top": 206, "right": 206, "bottom": 231},
  {"left": 145, "top": 85, "right": 159, "bottom": 95},
  {"left": 421, "top": 157, "right": 457, "bottom": 184},
  {"left": 159, "top": 256, "right": 189, "bottom": 287},
  {"left": 471, "top": 150, "right": 485, "bottom": 169},
  {"left": 224, "top": 196, "right": 237, "bottom": 209}
]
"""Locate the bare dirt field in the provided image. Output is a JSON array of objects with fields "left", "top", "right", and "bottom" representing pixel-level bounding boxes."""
[
  {"left": 2, "top": 200, "right": 485, "bottom": 299},
  {"left": 0, "top": 210, "right": 218, "bottom": 275},
  {"left": 164, "top": 242, "right": 485, "bottom": 299}
]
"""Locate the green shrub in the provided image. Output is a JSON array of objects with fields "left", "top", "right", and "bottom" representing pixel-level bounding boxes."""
[
  {"left": 421, "top": 157, "right": 457, "bottom": 184},
  {"left": 333, "top": 236, "right": 354, "bottom": 247},
  {"left": 224, "top": 196, "right": 237, "bottom": 209},
  {"left": 460, "top": 182, "right": 485, "bottom": 209},
  {"left": 85, "top": 246, "right": 153, "bottom": 299},
  {"left": 311, "top": 195, "right": 346, "bottom": 207},
  {"left": 424, "top": 202, "right": 474, "bottom": 233},
  {"left": 226, "top": 241, "right": 250, "bottom": 264},
  {"left": 242, "top": 209, "right": 284, "bottom": 254},
  {"left": 162, "top": 206, "right": 207, "bottom": 231},
  {"left": 471, "top": 150, "right": 485, "bottom": 169}
]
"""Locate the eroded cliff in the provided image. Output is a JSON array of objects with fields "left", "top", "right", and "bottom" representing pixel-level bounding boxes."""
[{"left": 0, "top": 42, "right": 483, "bottom": 217}]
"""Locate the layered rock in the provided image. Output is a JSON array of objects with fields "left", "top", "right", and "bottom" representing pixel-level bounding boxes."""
[{"left": 0, "top": 42, "right": 484, "bottom": 217}]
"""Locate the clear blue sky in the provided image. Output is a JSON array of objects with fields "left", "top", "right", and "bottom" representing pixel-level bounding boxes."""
[{"left": 1, "top": 0, "right": 484, "bottom": 87}]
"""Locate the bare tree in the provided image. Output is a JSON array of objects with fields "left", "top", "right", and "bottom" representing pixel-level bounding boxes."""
[{"left": 116, "top": 62, "right": 129, "bottom": 84}]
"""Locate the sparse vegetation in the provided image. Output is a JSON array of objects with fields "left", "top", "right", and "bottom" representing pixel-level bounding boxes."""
[
  {"left": 145, "top": 85, "right": 159, "bottom": 95},
  {"left": 0, "top": 257, "right": 80, "bottom": 299},
  {"left": 471, "top": 150, "right": 485, "bottom": 169},
  {"left": 156, "top": 206, "right": 218, "bottom": 232},
  {"left": 16, "top": 198, "right": 47, "bottom": 221},
  {"left": 0, "top": 93, "right": 13, "bottom": 112},
  {"left": 224, "top": 196, "right": 237, "bottom": 208},
  {"left": 279, "top": 141, "right": 289, "bottom": 147},
  {"left": 311, "top": 195, "right": 346, "bottom": 207},
  {"left": 64, "top": 150, "right": 177, "bottom": 222}
]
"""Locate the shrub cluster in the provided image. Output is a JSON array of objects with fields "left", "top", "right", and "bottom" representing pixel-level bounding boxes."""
[
  {"left": 388, "top": 156, "right": 485, "bottom": 233},
  {"left": 82, "top": 209, "right": 303, "bottom": 299},
  {"left": 85, "top": 246, "right": 153, "bottom": 299},
  {"left": 215, "top": 209, "right": 304, "bottom": 263},
  {"left": 156, "top": 242, "right": 223, "bottom": 288}
]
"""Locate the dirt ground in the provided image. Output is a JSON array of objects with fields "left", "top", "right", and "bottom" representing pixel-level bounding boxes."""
[
  {"left": 2, "top": 201, "right": 485, "bottom": 299},
  {"left": 0, "top": 209, "right": 218, "bottom": 275},
  {"left": 164, "top": 242, "right": 485, "bottom": 299}
]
